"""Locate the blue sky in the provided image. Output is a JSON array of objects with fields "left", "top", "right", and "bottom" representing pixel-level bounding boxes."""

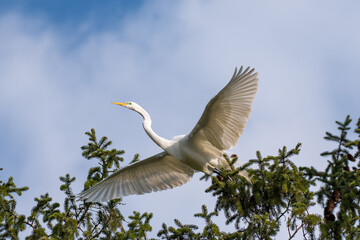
[
  {"left": 0, "top": 1, "right": 143, "bottom": 28},
  {"left": 1, "top": 0, "right": 360, "bottom": 238}
]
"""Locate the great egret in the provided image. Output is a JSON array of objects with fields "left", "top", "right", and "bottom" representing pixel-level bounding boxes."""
[{"left": 78, "top": 66, "right": 258, "bottom": 202}]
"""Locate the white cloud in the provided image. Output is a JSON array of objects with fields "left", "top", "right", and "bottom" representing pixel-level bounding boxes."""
[{"left": 0, "top": 1, "right": 360, "bottom": 237}]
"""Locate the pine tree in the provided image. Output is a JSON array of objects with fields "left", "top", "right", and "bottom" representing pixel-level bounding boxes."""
[{"left": 1, "top": 116, "right": 359, "bottom": 239}]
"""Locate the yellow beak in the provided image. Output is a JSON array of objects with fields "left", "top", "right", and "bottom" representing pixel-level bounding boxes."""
[{"left": 112, "top": 102, "right": 127, "bottom": 106}]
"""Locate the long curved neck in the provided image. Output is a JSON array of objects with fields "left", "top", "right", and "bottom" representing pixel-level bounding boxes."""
[{"left": 135, "top": 106, "right": 171, "bottom": 150}]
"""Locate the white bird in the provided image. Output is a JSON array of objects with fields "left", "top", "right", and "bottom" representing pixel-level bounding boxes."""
[{"left": 78, "top": 66, "right": 258, "bottom": 202}]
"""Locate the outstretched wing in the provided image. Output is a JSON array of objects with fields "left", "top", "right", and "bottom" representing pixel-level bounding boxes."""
[
  {"left": 78, "top": 152, "right": 194, "bottom": 202},
  {"left": 188, "top": 66, "right": 258, "bottom": 151}
]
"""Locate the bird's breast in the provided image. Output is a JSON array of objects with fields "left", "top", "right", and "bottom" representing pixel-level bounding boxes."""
[{"left": 165, "top": 135, "right": 223, "bottom": 173}]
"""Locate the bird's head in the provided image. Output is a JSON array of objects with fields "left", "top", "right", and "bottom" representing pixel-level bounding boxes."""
[
  {"left": 112, "top": 101, "right": 148, "bottom": 119},
  {"left": 112, "top": 101, "right": 140, "bottom": 112}
]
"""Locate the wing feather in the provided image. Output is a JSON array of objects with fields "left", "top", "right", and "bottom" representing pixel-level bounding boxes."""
[
  {"left": 189, "top": 66, "right": 258, "bottom": 150},
  {"left": 78, "top": 152, "right": 194, "bottom": 202}
]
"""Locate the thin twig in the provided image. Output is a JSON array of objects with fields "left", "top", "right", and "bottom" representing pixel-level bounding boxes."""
[
  {"left": 276, "top": 200, "right": 291, "bottom": 222},
  {"left": 288, "top": 222, "right": 304, "bottom": 240}
]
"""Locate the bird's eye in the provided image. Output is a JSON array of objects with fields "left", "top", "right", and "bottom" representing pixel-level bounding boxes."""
[{"left": 128, "top": 102, "right": 132, "bottom": 105}]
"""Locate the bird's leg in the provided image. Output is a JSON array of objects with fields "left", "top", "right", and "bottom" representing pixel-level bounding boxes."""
[
  {"left": 213, "top": 168, "right": 239, "bottom": 182},
  {"left": 213, "top": 168, "right": 228, "bottom": 182},
  {"left": 213, "top": 168, "right": 222, "bottom": 175}
]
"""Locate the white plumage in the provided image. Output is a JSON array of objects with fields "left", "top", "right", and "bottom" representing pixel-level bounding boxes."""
[{"left": 78, "top": 66, "right": 258, "bottom": 202}]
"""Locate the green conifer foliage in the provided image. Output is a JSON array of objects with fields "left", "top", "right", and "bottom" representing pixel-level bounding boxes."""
[
  {"left": 301, "top": 116, "right": 360, "bottom": 239},
  {"left": 0, "top": 129, "right": 154, "bottom": 239},
  {"left": 1, "top": 117, "right": 359, "bottom": 239}
]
